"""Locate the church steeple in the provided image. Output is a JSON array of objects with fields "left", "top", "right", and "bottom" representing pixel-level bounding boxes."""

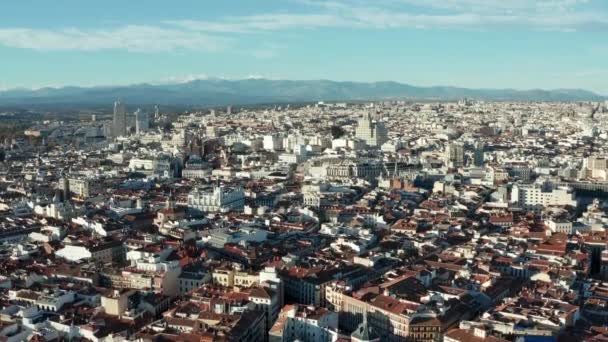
[
  {"left": 351, "top": 311, "right": 380, "bottom": 342},
  {"left": 166, "top": 192, "right": 176, "bottom": 210}
]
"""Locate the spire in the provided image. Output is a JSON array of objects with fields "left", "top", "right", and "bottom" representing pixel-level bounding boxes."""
[
  {"left": 393, "top": 158, "right": 398, "bottom": 177},
  {"left": 351, "top": 310, "right": 378, "bottom": 342},
  {"left": 166, "top": 191, "right": 175, "bottom": 209}
]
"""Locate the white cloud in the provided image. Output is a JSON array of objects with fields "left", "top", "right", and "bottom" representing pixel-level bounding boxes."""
[
  {"left": 315, "top": 0, "right": 607, "bottom": 30},
  {"left": 166, "top": 10, "right": 606, "bottom": 34},
  {"left": 384, "top": 0, "right": 591, "bottom": 12},
  {"left": 159, "top": 73, "right": 211, "bottom": 84},
  {"left": 0, "top": 25, "right": 229, "bottom": 52},
  {"left": 165, "top": 14, "right": 354, "bottom": 33},
  {"left": 0, "top": 0, "right": 604, "bottom": 54},
  {"left": 338, "top": 7, "right": 607, "bottom": 31}
]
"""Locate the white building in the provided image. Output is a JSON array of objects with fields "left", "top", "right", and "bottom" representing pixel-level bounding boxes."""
[
  {"left": 583, "top": 156, "right": 608, "bottom": 180},
  {"left": 55, "top": 245, "right": 92, "bottom": 262},
  {"left": 67, "top": 177, "right": 92, "bottom": 198},
  {"left": 128, "top": 157, "right": 171, "bottom": 176},
  {"left": 135, "top": 108, "right": 149, "bottom": 134},
  {"left": 263, "top": 134, "right": 284, "bottom": 151},
  {"left": 355, "top": 113, "right": 388, "bottom": 148},
  {"left": 545, "top": 219, "right": 573, "bottom": 234},
  {"left": 33, "top": 202, "right": 79, "bottom": 221},
  {"left": 188, "top": 185, "right": 245, "bottom": 213},
  {"left": 511, "top": 182, "right": 577, "bottom": 213},
  {"left": 29, "top": 225, "right": 64, "bottom": 243},
  {"left": 269, "top": 304, "right": 339, "bottom": 342}
]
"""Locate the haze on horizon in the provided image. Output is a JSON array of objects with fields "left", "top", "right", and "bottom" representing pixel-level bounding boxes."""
[{"left": 0, "top": 0, "right": 607, "bottom": 94}]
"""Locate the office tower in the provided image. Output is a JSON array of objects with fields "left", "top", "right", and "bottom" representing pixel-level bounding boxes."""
[
  {"left": 473, "top": 141, "right": 485, "bottom": 167},
  {"left": 583, "top": 156, "right": 608, "bottom": 180},
  {"left": 445, "top": 142, "right": 465, "bottom": 168},
  {"left": 61, "top": 177, "right": 70, "bottom": 198},
  {"left": 263, "top": 134, "right": 283, "bottom": 151},
  {"left": 113, "top": 100, "right": 127, "bottom": 137},
  {"left": 226, "top": 106, "right": 232, "bottom": 115},
  {"left": 154, "top": 105, "right": 160, "bottom": 120},
  {"left": 355, "top": 113, "right": 388, "bottom": 148},
  {"left": 135, "top": 108, "right": 149, "bottom": 134}
]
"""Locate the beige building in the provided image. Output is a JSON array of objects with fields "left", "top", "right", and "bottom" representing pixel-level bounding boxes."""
[
  {"left": 212, "top": 268, "right": 259, "bottom": 288},
  {"left": 101, "top": 289, "right": 135, "bottom": 316}
]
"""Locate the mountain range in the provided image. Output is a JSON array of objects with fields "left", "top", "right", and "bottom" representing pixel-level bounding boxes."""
[{"left": 0, "top": 79, "right": 605, "bottom": 107}]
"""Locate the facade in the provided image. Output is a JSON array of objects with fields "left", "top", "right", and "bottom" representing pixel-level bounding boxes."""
[
  {"left": 212, "top": 268, "right": 259, "bottom": 287},
  {"left": 135, "top": 108, "right": 149, "bottom": 134},
  {"left": 473, "top": 141, "right": 484, "bottom": 167},
  {"left": 407, "top": 315, "right": 441, "bottom": 342},
  {"left": 90, "top": 240, "right": 125, "bottom": 263},
  {"left": 182, "top": 168, "right": 211, "bottom": 179},
  {"left": 511, "top": 182, "right": 577, "bottom": 212},
  {"left": 188, "top": 185, "right": 245, "bottom": 213},
  {"left": 101, "top": 264, "right": 181, "bottom": 296},
  {"left": 326, "top": 287, "right": 411, "bottom": 342},
  {"left": 67, "top": 177, "right": 92, "bottom": 198},
  {"left": 269, "top": 304, "right": 339, "bottom": 342},
  {"left": 264, "top": 134, "right": 284, "bottom": 151},
  {"left": 583, "top": 156, "right": 608, "bottom": 180},
  {"left": 101, "top": 289, "right": 133, "bottom": 316},
  {"left": 445, "top": 142, "right": 465, "bottom": 168},
  {"left": 282, "top": 270, "right": 333, "bottom": 307},
  {"left": 113, "top": 100, "right": 127, "bottom": 137},
  {"left": 546, "top": 219, "right": 573, "bottom": 234},
  {"left": 324, "top": 161, "right": 410, "bottom": 180},
  {"left": 355, "top": 113, "right": 388, "bottom": 148},
  {"left": 178, "top": 271, "right": 209, "bottom": 295}
]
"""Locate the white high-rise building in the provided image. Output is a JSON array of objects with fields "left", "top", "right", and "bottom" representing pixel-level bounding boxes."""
[
  {"left": 355, "top": 113, "right": 388, "bottom": 148},
  {"left": 583, "top": 156, "right": 608, "bottom": 180},
  {"left": 135, "top": 108, "right": 149, "bottom": 134},
  {"left": 263, "top": 134, "right": 283, "bottom": 151},
  {"left": 113, "top": 100, "right": 127, "bottom": 137}
]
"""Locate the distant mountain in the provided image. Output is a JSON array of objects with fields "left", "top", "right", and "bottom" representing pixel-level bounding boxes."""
[{"left": 0, "top": 79, "right": 604, "bottom": 107}]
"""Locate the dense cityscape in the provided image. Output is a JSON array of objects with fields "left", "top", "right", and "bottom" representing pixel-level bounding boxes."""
[{"left": 0, "top": 98, "right": 606, "bottom": 341}]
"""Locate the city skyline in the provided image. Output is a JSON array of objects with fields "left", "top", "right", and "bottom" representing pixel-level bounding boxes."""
[
  {"left": 2, "top": 2, "right": 608, "bottom": 340},
  {"left": 1, "top": 0, "right": 607, "bottom": 94}
]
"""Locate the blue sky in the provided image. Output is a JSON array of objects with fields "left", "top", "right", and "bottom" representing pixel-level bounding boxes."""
[{"left": 1, "top": 0, "right": 607, "bottom": 94}]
